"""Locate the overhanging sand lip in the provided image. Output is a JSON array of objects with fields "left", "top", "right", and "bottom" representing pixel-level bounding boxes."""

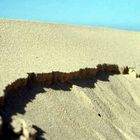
[
  {"left": 0, "top": 19, "right": 140, "bottom": 101},
  {"left": 2, "top": 64, "right": 128, "bottom": 103}
]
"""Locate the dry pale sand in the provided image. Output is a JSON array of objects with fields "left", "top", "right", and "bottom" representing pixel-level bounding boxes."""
[{"left": 0, "top": 19, "right": 140, "bottom": 140}]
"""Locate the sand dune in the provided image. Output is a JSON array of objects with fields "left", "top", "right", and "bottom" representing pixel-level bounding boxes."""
[{"left": 0, "top": 19, "right": 140, "bottom": 139}]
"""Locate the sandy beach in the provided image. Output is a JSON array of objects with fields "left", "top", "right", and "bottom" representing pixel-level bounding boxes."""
[{"left": 0, "top": 19, "right": 140, "bottom": 139}]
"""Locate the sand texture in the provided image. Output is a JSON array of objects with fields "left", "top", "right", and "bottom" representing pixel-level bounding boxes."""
[{"left": 0, "top": 19, "right": 140, "bottom": 139}]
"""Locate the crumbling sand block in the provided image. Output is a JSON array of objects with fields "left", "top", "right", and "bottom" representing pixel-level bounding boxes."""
[{"left": 10, "top": 116, "right": 36, "bottom": 140}]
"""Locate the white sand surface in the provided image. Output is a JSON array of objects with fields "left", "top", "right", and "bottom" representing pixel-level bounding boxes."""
[{"left": 0, "top": 19, "right": 140, "bottom": 139}]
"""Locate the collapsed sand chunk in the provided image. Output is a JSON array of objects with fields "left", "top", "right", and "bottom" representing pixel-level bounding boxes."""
[{"left": 10, "top": 116, "right": 36, "bottom": 140}]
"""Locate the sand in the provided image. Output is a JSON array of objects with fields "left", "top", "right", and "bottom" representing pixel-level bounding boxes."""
[{"left": 0, "top": 19, "right": 140, "bottom": 139}]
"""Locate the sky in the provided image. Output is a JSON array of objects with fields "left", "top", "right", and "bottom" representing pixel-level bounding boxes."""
[{"left": 0, "top": 0, "right": 140, "bottom": 31}]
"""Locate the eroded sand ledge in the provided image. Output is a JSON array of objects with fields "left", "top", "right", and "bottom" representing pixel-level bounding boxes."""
[{"left": 2, "top": 64, "right": 129, "bottom": 105}]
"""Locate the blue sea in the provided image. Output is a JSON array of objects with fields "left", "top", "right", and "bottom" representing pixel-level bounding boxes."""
[{"left": 0, "top": 0, "right": 140, "bottom": 31}]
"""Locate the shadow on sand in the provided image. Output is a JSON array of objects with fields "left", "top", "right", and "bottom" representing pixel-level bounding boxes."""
[{"left": 0, "top": 72, "right": 118, "bottom": 139}]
